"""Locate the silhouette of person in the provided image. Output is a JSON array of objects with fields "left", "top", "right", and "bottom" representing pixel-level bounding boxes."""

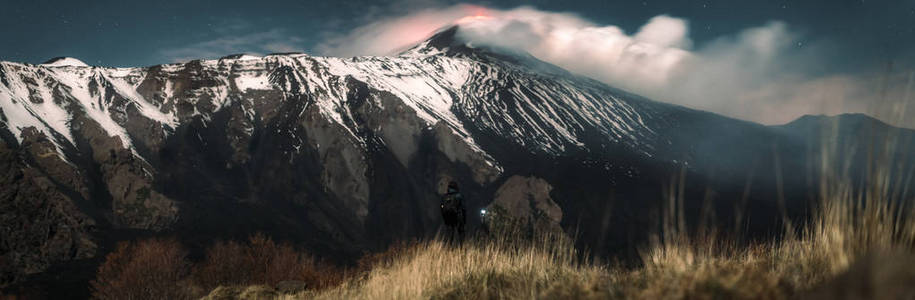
[{"left": 441, "top": 181, "right": 466, "bottom": 244}]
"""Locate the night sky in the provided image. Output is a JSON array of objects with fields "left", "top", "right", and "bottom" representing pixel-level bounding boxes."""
[{"left": 1, "top": 0, "right": 912, "bottom": 71}]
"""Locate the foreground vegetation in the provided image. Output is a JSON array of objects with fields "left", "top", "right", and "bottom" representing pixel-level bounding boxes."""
[
  {"left": 297, "top": 125, "right": 914, "bottom": 299},
  {"left": 89, "top": 175, "right": 915, "bottom": 300},
  {"left": 5, "top": 119, "right": 913, "bottom": 299},
  {"left": 226, "top": 122, "right": 915, "bottom": 299}
]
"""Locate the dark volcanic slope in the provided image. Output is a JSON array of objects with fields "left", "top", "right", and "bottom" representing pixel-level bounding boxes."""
[{"left": 2, "top": 26, "right": 913, "bottom": 295}]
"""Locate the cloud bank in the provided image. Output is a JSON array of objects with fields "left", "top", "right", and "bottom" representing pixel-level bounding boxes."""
[{"left": 316, "top": 5, "right": 914, "bottom": 127}]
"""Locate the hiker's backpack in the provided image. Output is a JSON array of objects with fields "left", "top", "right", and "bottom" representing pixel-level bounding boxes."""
[{"left": 441, "top": 192, "right": 464, "bottom": 219}]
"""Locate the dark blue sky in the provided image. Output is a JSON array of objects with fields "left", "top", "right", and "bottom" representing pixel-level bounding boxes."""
[{"left": 1, "top": 0, "right": 913, "bottom": 73}]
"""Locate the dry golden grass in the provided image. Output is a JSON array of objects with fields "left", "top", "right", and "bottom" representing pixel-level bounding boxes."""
[
  {"left": 296, "top": 232, "right": 608, "bottom": 300},
  {"left": 604, "top": 117, "right": 915, "bottom": 299},
  {"left": 254, "top": 119, "right": 915, "bottom": 300}
]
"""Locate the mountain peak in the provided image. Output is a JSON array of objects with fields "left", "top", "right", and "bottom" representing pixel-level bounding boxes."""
[
  {"left": 401, "top": 25, "right": 472, "bottom": 56},
  {"left": 41, "top": 57, "right": 89, "bottom": 67},
  {"left": 425, "top": 25, "right": 462, "bottom": 50},
  {"left": 779, "top": 113, "right": 898, "bottom": 134}
]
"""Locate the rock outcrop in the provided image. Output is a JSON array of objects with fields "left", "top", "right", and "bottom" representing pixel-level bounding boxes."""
[
  {"left": 0, "top": 130, "right": 96, "bottom": 286},
  {"left": 485, "top": 176, "right": 563, "bottom": 235}
]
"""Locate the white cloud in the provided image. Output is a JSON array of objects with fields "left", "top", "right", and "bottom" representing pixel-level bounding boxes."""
[
  {"left": 634, "top": 15, "right": 692, "bottom": 49},
  {"left": 161, "top": 29, "right": 305, "bottom": 63},
  {"left": 315, "top": 5, "right": 472, "bottom": 57},
  {"left": 315, "top": 5, "right": 915, "bottom": 127},
  {"left": 454, "top": 9, "right": 695, "bottom": 94}
]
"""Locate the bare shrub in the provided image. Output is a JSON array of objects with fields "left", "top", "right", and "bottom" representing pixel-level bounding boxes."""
[
  {"left": 90, "top": 238, "right": 190, "bottom": 300},
  {"left": 190, "top": 240, "right": 249, "bottom": 290},
  {"left": 245, "top": 233, "right": 302, "bottom": 285},
  {"left": 301, "top": 259, "right": 346, "bottom": 291},
  {"left": 0, "top": 292, "right": 18, "bottom": 300},
  {"left": 192, "top": 233, "right": 344, "bottom": 292}
]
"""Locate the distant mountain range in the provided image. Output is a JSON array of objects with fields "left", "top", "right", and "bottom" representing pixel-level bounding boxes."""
[{"left": 2, "top": 25, "right": 913, "bottom": 296}]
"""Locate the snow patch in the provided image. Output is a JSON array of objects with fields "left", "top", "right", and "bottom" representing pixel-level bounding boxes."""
[
  {"left": 235, "top": 73, "right": 272, "bottom": 91},
  {"left": 0, "top": 63, "right": 74, "bottom": 157},
  {"left": 41, "top": 57, "right": 90, "bottom": 67},
  {"left": 102, "top": 73, "right": 179, "bottom": 128}
]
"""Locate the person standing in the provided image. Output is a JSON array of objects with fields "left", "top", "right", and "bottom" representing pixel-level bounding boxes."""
[{"left": 441, "top": 181, "right": 466, "bottom": 245}]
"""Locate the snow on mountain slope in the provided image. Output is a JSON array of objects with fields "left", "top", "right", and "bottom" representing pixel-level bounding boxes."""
[
  {"left": 40, "top": 57, "right": 90, "bottom": 67},
  {"left": 0, "top": 25, "right": 667, "bottom": 168},
  {"left": 0, "top": 61, "right": 177, "bottom": 158}
]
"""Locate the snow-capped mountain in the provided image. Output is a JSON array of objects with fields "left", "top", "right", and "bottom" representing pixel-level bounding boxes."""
[
  {"left": 2, "top": 25, "right": 912, "bottom": 292},
  {"left": 2, "top": 27, "right": 668, "bottom": 169}
]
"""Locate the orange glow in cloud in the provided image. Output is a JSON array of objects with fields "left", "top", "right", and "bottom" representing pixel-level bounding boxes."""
[
  {"left": 455, "top": 5, "right": 493, "bottom": 24},
  {"left": 455, "top": 15, "right": 493, "bottom": 24},
  {"left": 467, "top": 5, "right": 489, "bottom": 17}
]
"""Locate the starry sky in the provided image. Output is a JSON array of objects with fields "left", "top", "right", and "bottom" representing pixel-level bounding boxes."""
[
  {"left": 0, "top": 0, "right": 910, "bottom": 70},
  {"left": 1, "top": 0, "right": 914, "bottom": 125}
]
